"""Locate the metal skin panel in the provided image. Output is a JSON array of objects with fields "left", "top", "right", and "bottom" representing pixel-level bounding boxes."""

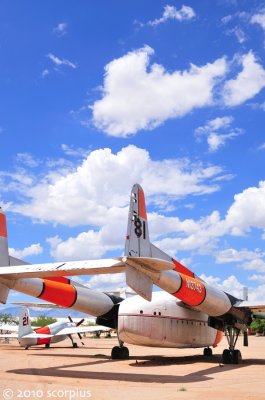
[{"left": 118, "top": 292, "right": 220, "bottom": 348}]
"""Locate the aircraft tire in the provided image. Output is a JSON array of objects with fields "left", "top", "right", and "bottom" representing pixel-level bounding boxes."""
[
  {"left": 232, "top": 349, "right": 242, "bottom": 364},
  {"left": 111, "top": 346, "right": 129, "bottom": 359},
  {"left": 222, "top": 349, "right": 232, "bottom": 364},
  {"left": 203, "top": 347, "right": 212, "bottom": 356}
]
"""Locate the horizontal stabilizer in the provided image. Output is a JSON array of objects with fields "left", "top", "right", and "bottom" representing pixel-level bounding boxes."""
[
  {"left": 126, "top": 265, "right": 153, "bottom": 301},
  {"left": 9, "top": 256, "right": 29, "bottom": 266}
]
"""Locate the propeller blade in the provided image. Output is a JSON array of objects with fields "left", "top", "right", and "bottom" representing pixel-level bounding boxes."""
[
  {"left": 68, "top": 315, "right": 73, "bottom": 323},
  {"left": 76, "top": 318, "right": 85, "bottom": 327},
  {"left": 243, "top": 331, "right": 248, "bottom": 347},
  {"left": 77, "top": 332, "right": 85, "bottom": 345}
]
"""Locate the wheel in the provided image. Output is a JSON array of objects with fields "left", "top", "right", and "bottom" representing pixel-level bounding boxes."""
[
  {"left": 111, "top": 346, "right": 129, "bottom": 359},
  {"left": 45, "top": 343, "right": 50, "bottom": 348},
  {"left": 120, "top": 346, "right": 129, "bottom": 359},
  {"left": 111, "top": 346, "right": 121, "bottom": 359},
  {"left": 232, "top": 350, "right": 242, "bottom": 364},
  {"left": 222, "top": 349, "right": 232, "bottom": 364},
  {"left": 73, "top": 342, "right": 78, "bottom": 348},
  {"left": 203, "top": 347, "right": 212, "bottom": 357}
]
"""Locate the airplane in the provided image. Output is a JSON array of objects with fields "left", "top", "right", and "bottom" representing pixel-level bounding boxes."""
[
  {"left": 0, "top": 307, "right": 111, "bottom": 349},
  {"left": 0, "top": 184, "right": 264, "bottom": 364}
]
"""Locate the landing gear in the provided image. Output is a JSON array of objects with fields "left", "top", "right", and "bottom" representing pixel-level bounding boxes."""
[
  {"left": 111, "top": 339, "right": 129, "bottom": 360},
  {"left": 203, "top": 347, "right": 212, "bottom": 357},
  {"left": 68, "top": 334, "right": 79, "bottom": 348},
  {"left": 222, "top": 326, "right": 242, "bottom": 364},
  {"left": 45, "top": 343, "right": 50, "bottom": 348}
]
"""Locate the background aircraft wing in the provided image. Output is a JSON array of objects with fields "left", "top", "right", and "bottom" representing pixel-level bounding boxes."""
[
  {"left": 0, "top": 324, "right": 18, "bottom": 332},
  {"left": 235, "top": 300, "right": 265, "bottom": 317},
  {"left": 55, "top": 325, "right": 111, "bottom": 336},
  {"left": 11, "top": 302, "right": 65, "bottom": 308},
  {"left": 0, "top": 333, "right": 18, "bottom": 338}
]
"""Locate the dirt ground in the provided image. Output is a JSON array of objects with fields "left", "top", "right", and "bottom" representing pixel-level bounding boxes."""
[{"left": 0, "top": 335, "right": 264, "bottom": 400}]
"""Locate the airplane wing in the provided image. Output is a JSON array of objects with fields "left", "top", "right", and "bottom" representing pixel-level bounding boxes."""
[
  {"left": 234, "top": 300, "right": 265, "bottom": 317},
  {"left": 0, "top": 257, "right": 174, "bottom": 280},
  {"left": 0, "top": 324, "right": 18, "bottom": 332},
  {"left": 0, "top": 258, "right": 125, "bottom": 279},
  {"left": 11, "top": 302, "right": 65, "bottom": 308},
  {"left": 0, "top": 333, "right": 18, "bottom": 338},
  {"left": 54, "top": 325, "right": 112, "bottom": 336}
]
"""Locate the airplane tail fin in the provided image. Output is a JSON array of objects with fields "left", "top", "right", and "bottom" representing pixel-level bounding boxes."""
[
  {"left": 124, "top": 184, "right": 172, "bottom": 300},
  {"left": 125, "top": 184, "right": 172, "bottom": 261},
  {"left": 18, "top": 307, "right": 34, "bottom": 338},
  {"left": 0, "top": 208, "right": 11, "bottom": 303}
]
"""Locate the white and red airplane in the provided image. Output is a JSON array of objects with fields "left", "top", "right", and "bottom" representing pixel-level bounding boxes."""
[
  {"left": 0, "top": 184, "right": 264, "bottom": 363},
  {"left": 0, "top": 307, "right": 110, "bottom": 349}
]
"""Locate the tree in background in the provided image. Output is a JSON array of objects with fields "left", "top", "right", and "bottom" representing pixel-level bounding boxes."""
[
  {"left": 31, "top": 315, "right": 57, "bottom": 327},
  {"left": 0, "top": 313, "right": 16, "bottom": 324},
  {"left": 250, "top": 319, "right": 265, "bottom": 334}
]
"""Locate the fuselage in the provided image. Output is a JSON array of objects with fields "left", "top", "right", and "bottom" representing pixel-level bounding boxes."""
[{"left": 118, "top": 292, "right": 222, "bottom": 348}]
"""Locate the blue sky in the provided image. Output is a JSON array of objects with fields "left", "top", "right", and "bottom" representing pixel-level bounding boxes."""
[{"left": 0, "top": 1, "right": 265, "bottom": 303}]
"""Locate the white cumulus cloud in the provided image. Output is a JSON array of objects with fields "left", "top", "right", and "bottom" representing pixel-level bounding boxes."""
[
  {"left": 91, "top": 46, "right": 227, "bottom": 137},
  {"left": 195, "top": 116, "right": 242, "bottom": 152},
  {"left": 222, "top": 52, "right": 265, "bottom": 106},
  {"left": 9, "top": 243, "right": 43, "bottom": 259},
  {"left": 147, "top": 5, "right": 196, "bottom": 26}
]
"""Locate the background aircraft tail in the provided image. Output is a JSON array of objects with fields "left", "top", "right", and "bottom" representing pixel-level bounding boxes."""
[
  {"left": 18, "top": 307, "right": 34, "bottom": 338},
  {"left": 0, "top": 208, "right": 11, "bottom": 303}
]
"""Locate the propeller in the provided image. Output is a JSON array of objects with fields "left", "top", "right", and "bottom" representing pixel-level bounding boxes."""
[
  {"left": 68, "top": 315, "right": 85, "bottom": 346},
  {"left": 243, "top": 330, "right": 248, "bottom": 347}
]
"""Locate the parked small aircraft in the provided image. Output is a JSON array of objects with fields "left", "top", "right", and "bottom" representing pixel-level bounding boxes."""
[
  {"left": 0, "top": 184, "right": 264, "bottom": 363},
  {"left": 0, "top": 307, "right": 110, "bottom": 349}
]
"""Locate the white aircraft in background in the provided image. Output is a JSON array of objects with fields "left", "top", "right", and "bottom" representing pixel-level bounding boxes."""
[
  {"left": 0, "top": 307, "right": 110, "bottom": 349},
  {"left": 0, "top": 184, "right": 264, "bottom": 364}
]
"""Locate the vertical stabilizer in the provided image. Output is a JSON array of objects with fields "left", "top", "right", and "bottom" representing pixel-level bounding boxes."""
[
  {"left": 0, "top": 208, "right": 10, "bottom": 303},
  {"left": 125, "top": 184, "right": 151, "bottom": 257},
  {"left": 18, "top": 307, "right": 33, "bottom": 338}
]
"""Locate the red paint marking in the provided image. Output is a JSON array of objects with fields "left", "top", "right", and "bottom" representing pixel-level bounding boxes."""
[
  {"left": 45, "top": 277, "right": 70, "bottom": 284},
  {"left": 213, "top": 329, "right": 223, "bottom": 348},
  {"left": 173, "top": 273, "right": 206, "bottom": 307},
  {"left": 39, "top": 280, "right": 77, "bottom": 307},
  {"left": 138, "top": 187, "right": 147, "bottom": 220},
  {"left": 35, "top": 326, "right": 51, "bottom": 335},
  {"left": 0, "top": 213, "right": 7, "bottom": 238},
  {"left": 172, "top": 259, "right": 194, "bottom": 277},
  {"left": 35, "top": 326, "right": 51, "bottom": 345}
]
